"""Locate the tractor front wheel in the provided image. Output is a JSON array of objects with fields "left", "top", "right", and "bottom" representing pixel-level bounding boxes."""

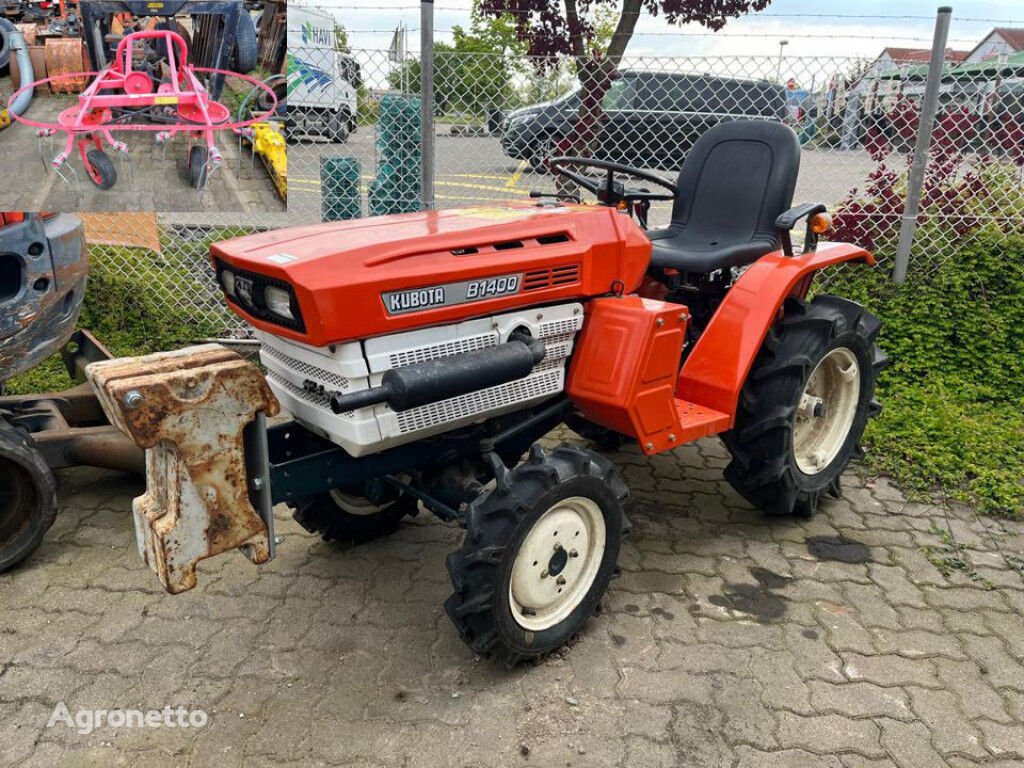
[
  {"left": 293, "top": 486, "right": 416, "bottom": 546},
  {"left": 445, "top": 445, "right": 628, "bottom": 665},
  {"left": 722, "top": 295, "right": 888, "bottom": 517}
]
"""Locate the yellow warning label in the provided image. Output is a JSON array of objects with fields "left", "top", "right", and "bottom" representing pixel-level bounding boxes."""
[
  {"left": 154, "top": 96, "right": 178, "bottom": 105},
  {"left": 147, "top": 3, "right": 164, "bottom": 8}
]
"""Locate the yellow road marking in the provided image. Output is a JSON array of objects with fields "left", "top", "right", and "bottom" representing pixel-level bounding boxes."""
[{"left": 505, "top": 160, "right": 527, "bottom": 188}]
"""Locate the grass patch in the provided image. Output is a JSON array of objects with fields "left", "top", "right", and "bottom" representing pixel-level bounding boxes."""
[{"left": 825, "top": 224, "right": 1024, "bottom": 518}]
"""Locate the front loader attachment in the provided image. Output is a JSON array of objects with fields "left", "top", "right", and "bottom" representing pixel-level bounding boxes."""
[{"left": 86, "top": 345, "right": 280, "bottom": 594}]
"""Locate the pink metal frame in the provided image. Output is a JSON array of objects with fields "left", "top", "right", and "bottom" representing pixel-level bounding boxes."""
[{"left": 7, "top": 29, "right": 277, "bottom": 179}]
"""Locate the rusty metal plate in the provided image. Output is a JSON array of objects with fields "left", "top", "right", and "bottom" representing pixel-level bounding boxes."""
[
  {"left": 86, "top": 345, "right": 281, "bottom": 594},
  {"left": 45, "top": 39, "right": 90, "bottom": 93}
]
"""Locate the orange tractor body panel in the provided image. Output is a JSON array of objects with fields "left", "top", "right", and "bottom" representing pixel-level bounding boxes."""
[
  {"left": 675, "top": 242, "right": 875, "bottom": 418},
  {"left": 567, "top": 296, "right": 730, "bottom": 456},
  {"left": 211, "top": 203, "right": 652, "bottom": 347}
]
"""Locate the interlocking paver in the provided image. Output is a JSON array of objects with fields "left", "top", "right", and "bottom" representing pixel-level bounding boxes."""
[{"left": 1, "top": 438, "right": 1022, "bottom": 766}]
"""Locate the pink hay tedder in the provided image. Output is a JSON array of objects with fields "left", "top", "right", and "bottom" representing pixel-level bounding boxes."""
[{"left": 7, "top": 29, "right": 277, "bottom": 193}]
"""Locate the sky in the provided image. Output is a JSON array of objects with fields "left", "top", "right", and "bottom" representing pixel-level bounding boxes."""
[{"left": 307, "top": 0, "right": 1023, "bottom": 58}]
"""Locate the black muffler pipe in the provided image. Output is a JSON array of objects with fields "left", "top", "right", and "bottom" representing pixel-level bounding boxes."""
[{"left": 330, "top": 333, "right": 546, "bottom": 414}]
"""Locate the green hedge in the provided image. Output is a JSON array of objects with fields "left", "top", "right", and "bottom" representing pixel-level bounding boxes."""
[{"left": 825, "top": 225, "right": 1024, "bottom": 518}]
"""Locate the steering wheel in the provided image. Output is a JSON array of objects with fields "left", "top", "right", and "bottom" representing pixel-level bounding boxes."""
[{"left": 548, "top": 157, "right": 678, "bottom": 207}]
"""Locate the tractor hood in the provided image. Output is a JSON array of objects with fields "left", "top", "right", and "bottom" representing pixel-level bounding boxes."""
[{"left": 211, "top": 202, "right": 651, "bottom": 347}]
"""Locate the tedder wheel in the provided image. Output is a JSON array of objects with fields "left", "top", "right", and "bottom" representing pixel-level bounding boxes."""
[
  {"left": 0, "top": 421, "right": 57, "bottom": 573},
  {"left": 722, "top": 295, "right": 889, "bottom": 518},
  {"left": 188, "top": 145, "right": 209, "bottom": 189},
  {"left": 445, "top": 445, "right": 629, "bottom": 665},
  {"left": 84, "top": 149, "right": 117, "bottom": 190},
  {"left": 293, "top": 487, "right": 417, "bottom": 546}
]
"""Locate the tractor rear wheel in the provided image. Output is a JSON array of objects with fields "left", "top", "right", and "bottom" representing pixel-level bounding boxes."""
[
  {"left": 293, "top": 486, "right": 416, "bottom": 546},
  {"left": 444, "top": 445, "right": 628, "bottom": 665},
  {"left": 0, "top": 420, "right": 57, "bottom": 573},
  {"left": 722, "top": 295, "right": 888, "bottom": 517}
]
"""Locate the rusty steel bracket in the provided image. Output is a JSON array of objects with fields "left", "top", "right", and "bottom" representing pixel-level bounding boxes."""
[{"left": 86, "top": 344, "right": 281, "bottom": 594}]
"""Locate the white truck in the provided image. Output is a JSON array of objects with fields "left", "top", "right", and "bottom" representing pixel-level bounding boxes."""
[{"left": 287, "top": 5, "right": 360, "bottom": 141}]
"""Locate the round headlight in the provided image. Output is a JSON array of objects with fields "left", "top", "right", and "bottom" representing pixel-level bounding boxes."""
[{"left": 264, "top": 286, "right": 294, "bottom": 320}]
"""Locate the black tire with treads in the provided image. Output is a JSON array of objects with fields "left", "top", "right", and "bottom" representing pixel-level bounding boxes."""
[
  {"left": 444, "top": 444, "right": 629, "bottom": 666},
  {"left": 84, "top": 149, "right": 117, "bottom": 190},
  {"left": 721, "top": 294, "right": 889, "bottom": 518},
  {"left": 230, "top": 12, "right": 259, "bottom": 74},
  {"left": 293, "top": 491, "right": 416, "bottom": 546},
  {"left": 0, "top": 420, "right": 57, "bottom": 573}
]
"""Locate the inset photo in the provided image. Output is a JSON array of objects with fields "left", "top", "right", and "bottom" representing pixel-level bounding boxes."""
[{"left": 0, "top": 0, "right": 287, "bottom": 211}]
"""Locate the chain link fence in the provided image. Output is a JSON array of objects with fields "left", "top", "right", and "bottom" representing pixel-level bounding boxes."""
[{"left": 71, "top": 9, "right": 1024, "bottom": 340}]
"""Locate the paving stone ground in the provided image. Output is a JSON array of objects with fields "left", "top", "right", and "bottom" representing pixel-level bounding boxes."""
[
  {"left": 2, "top": 432, "right": 1023, "bottom": 767},
  {"left": 0, "top": 95, "right": 284, "bottom": 213}
]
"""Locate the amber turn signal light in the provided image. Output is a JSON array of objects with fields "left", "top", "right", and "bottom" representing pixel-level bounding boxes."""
[{"left": 809, "top": 212, "right": 832, "bottom": 234}]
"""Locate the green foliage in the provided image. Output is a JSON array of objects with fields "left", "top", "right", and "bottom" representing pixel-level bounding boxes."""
[
  {"left": 827, "top": 225, "right": 1024, "bottom": 518},
  {"left": 5, "top": 229, "right": 248, "bottom": 396},
  {"left": 388, "top": 26, "right": 518, "bottom": 117},
  {"left": 334, "top": 22, "right": 350, "bottom": 53}
]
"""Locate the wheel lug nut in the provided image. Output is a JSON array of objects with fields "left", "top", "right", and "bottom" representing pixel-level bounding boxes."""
[
  {"left": 553, "top": 542, "right": 563, "bottom": 552},
  {"left": 556, "top": 575, "right": 566, "bottom": 586},
  {"left": 569, "top": 549, "right": 578, "bottom": 558},
  {"left": 540, "top": 570, "right": 549, "bottom": 579}
]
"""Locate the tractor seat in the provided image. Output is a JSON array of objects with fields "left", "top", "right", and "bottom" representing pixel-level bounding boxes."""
[{"left": 647, "top": 120, "right": 802, "bottom": 276}]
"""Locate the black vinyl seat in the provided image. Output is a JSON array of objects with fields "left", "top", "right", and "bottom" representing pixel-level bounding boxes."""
[{"left": 647, "top": 120, "right": 802, "bottom": 275}]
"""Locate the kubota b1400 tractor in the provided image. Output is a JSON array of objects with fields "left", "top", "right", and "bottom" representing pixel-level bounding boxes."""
[{"left": 86, "top": 121, "right": 888, "bottom": 664}]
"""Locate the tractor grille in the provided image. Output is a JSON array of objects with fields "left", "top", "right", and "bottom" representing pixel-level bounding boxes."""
[
  {"left": 261, "top": 338, "right": 350, "bottom": 391},
  {"left": 395, "top": 369, "right": 563, "bottom": 433},
  {"left": 261, "top": 302, "right": 583, "bottom": 456},
  {"left": 387, "top": 331, "right": 496, "bottom": 369}
]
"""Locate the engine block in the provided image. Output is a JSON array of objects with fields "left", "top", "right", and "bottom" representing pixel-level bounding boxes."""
[{"left": 258, "top": 303, "right": 583, "bottom": 457}]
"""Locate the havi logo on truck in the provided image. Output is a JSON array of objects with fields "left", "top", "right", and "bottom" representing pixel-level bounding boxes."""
[{"left": 301, "top": 20, "right": 333, "bottom": 47}]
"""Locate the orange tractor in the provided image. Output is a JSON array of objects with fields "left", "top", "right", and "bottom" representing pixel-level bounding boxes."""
[{"left": 87, "top": 121, "right": 887, "bottom": 664}]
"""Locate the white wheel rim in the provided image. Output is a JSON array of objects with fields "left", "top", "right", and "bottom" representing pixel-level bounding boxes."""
[
  {"left": 328, "top": 489, "right": 393, "bottom": 516},
  {"left": 509, "top": 496, "right": 606, "bottom": 632},
  {"left": 793, "top": 347, "right": 861, "bottom": 475}
]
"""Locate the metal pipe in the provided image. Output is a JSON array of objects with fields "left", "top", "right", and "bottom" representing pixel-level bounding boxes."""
[
  {"left": 8, "top": 30, "right": 34, "bottom": 116},
  {"left": 420, "top": 0, "right": 435, "bottom": 209},
  {"left": 893, "top": 6, "right": 952, "bottom": 283}
]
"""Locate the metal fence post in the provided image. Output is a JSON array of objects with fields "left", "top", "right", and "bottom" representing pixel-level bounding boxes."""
[
  {"left": 893, "top": 6, "right": 952, "bottom": 283},
  {"left": 420, "top": 0, "right": 435, "bottom": 210}
]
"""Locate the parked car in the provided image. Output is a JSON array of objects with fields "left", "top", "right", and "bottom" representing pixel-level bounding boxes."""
[{"left": 500, "top": 70, "right": 788, "bottom": 171}]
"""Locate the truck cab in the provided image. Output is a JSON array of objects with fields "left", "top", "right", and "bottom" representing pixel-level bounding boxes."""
[{"left": 286, "top": 6, "right": 360, "bottom": 141}]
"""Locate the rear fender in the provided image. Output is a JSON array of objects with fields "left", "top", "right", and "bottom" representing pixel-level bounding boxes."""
[{"left": 675, "top": 243, "right": 874, "bottom": 422}]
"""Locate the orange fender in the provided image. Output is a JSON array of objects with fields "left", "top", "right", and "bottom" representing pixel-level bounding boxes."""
[{"left": 675, "top": 243, "right": 874, "bottom": 423}]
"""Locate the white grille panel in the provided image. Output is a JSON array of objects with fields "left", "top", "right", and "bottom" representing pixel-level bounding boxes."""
[
  {"left": 262, "top": 341, "right": 350, "bottom": 390},
  {"left": 394, "top": 369, "right": 563, "bottom": 434},
  {"left": 387, "top": 331, "right": 496, "bottom": 369},
  {"left": 262, "top": 302, "right": 583, "bottom": 457},
  {"left": 266, "top": 370, "right": 333, "bottom": 410}
]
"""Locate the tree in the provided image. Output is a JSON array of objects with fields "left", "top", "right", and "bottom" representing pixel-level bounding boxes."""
[
  {"left": 334, "top": 22, "right": 350, "bottom": 54},
  {"left": 477, "top": 0, "right": 773, "bottom": 175},
  {"left": 389, "top": 26, "right": 518, "bottom": 119}
]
